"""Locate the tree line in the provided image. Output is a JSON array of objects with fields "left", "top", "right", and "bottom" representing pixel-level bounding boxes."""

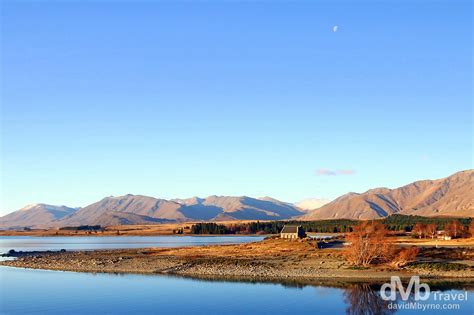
[
  {"left": 382, "top": 214, "right": 471, "bottom": 232},
  {"left": 59, "top": 225, "right": 103, "bottom": 231},
  {"left": 411, "top": 221, "right": 474, "bottom": 239},
  {"left": 189, "top": 215, "right": 472, "bottom": 235}
]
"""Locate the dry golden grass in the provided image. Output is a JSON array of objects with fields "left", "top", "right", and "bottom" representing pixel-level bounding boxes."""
[
  {"left": 395, "top": 236, "right": 474, "bottom": 247},
  {"left": 147, "top": 238, "right": 328, "bottom": 258}
]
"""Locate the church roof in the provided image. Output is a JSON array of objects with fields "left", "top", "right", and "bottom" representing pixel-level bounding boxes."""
[{"left": 281, "top": 225, "right": 299, "bottom": 233}]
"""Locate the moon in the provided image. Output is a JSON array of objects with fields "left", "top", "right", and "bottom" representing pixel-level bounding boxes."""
[{"left": 332, "top": 25, "right": 338, "bottom": 32}]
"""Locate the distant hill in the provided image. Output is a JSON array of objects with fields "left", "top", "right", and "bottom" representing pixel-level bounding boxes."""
[
  {"left": 0, "top": 204, "right": 78, "bottom": 229},
  {"left": 58, "top": 195, "right": 185, "bottom": 226},
  {"left": 174, "top": 195, "right": 304, "bottom": 220},
  {"left": 294, "top": 198, "right": 331, "bottom": 211},
  {"left": 302, "top": 170, "right": 474, "bottom": 220},
  {"left": 1, "top": 195, "right": 304, "bottom": 228},
  {"left": 93, "top": 211, "right": 173, "bottom": 226}
]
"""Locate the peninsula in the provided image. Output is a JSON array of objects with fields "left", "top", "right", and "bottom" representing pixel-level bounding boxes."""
[{"left": 2, "top": 238, "right": 473, "bottom": 282}]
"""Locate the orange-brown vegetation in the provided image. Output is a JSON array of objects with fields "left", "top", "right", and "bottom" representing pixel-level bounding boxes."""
[
  {"left": 425, "top": 223, "right": 437, "bottom": 239},
  {"left": 445, "top": 221, "right": 466, "bottom": 238},
  {"left": 344, "top": 221, "right": 425, "bottom": 269},
  {"left": 412, "top": 223, "right": 427, "bottom": 239},
  {"left": 411, "top": 222, "right": 437, "bottom": 239},
  {"left": 389, "top": 247, "right": 419, "bottom": 268},
  {"left": 344, "top": 221, "right": 394, "bottom": 267}
]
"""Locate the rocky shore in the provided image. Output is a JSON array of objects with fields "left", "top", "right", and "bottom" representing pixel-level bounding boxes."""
[{"left": 1, "top": 239, "right": 473, "bottom": 281}]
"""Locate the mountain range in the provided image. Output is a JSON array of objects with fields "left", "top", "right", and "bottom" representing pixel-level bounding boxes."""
[
  {"left": 303, "top": 170, "right": 473, "bottom": 220},
  {"left": 1, "top": 170, "right": 472, "bottom": 229},
  {"left": 0, "top": 195, "right": 304, "bottom": 229}
]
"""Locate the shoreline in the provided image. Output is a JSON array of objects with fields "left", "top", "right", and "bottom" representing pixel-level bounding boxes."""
[{"left": 1, "top": 239, "right": 473, "bottom": 282}]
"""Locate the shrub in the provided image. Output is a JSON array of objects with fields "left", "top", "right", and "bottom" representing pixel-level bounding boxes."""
[
  {"left": 409, "top": 262, "right": 472, "bottom": 271},
  {"left": 389, "top": 247, "right": 419, "bottom": 268}
]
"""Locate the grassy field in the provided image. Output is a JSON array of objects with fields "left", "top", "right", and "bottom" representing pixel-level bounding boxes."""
[{"left": 395, "top": 236, "right": 474, "bottom": 247}]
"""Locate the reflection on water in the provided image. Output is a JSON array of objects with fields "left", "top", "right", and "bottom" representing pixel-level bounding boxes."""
[
  {"left": 342, "top": 281, "right": 474, "bottom": 315},
  {"left": 1, "top": 266, "right": 472, "bottom": 315},
  {"left": 344, "top": 283, "right": 395, "bottom": 315},
  {"left": 169, "top": 274, "right": 474, "bottom": 315}
]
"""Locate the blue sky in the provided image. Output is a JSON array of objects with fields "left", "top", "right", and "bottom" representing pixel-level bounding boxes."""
[{"left": 1, "top": 0, "right": 472, "bottom": 214}]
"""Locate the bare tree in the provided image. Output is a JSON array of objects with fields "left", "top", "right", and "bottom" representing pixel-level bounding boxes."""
[
  {"left": 425, "top": 223, "right": 437, "bottom": 239},
  {"left": 445, "top": 221, "right": 464, "bottom": 238},
  {"left": 412, "top": 223, "right": 427, "bottom": 239},
  {"left": 344, "top": 221, "right": 394, "bottom": 266}
]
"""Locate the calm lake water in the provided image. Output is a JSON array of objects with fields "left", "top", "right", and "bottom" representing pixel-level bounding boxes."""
[
  {"left": 0, "top": 236, "right": 472, "bottom": 314},
  {"left": 0, "top": 236, "right": 264, "bottom": 254},
  {"left": 0, "top": 267, "right": 472, "bottom": 314}
]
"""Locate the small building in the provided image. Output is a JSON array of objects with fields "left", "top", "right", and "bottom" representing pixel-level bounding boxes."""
[
  {"left": 438, "top": 235, "right": 452, "bottom": 240},
  {"left": 436, "top": 230, "right": 452, "bottom": 240},
  {"left": 280, "top": 225, "right": 306, "bottom": 239}
]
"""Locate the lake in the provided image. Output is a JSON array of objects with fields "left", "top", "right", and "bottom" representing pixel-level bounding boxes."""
[
  {"left": 0, "top": 267, "right": 472, "bottom": 314},
  {"left": 0, "top": 236, "right": 265, "bottom": 254},
  {"left": 0, "top": 236, "right": 472, "bottom": 314}
]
